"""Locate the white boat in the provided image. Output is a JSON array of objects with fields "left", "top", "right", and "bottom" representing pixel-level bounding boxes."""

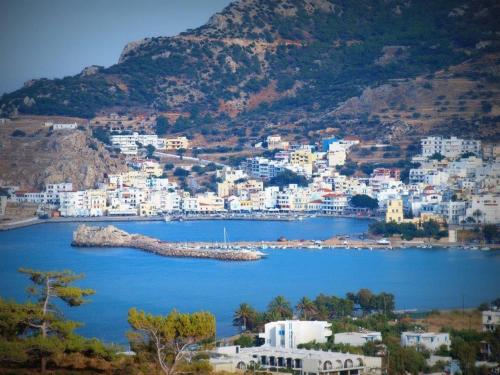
[
  {"left": 377, "top": 238, "right": 391, "bottom": 245},
  {"left": 480, "top": 247, "right": 491, "bottom": 251},
  {"left": 163, "top": 215, "right": 171, "bottom": 222}
]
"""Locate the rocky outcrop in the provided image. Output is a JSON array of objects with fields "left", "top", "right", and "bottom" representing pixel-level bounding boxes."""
[
  {"left": 72, "top": 225, "right": 263, "bottom": 261},
  {"left": 0, "top": 125, "right": 127, "bottom": 190}
]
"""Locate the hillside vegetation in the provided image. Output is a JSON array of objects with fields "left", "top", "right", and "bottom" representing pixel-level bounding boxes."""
[{"left": 0, "top": 0, "right": 499, "bottom": 142}]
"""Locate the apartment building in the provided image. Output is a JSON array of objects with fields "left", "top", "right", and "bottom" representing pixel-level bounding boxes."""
[
  {"left": 421, "top": 136, "right": 481, "bottom": 159},
  {"left": 110, "top": 132, "right": 166, "bottom": 155},
  {"left": 322, "top": 193, "right": 348, "bottom": 214},
  {"left": 164, "top": 136, "right": 189, "bottom": 150}
]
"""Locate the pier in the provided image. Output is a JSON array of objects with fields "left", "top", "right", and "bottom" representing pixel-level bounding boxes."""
[
  {"left": 71, "top": 225, "right": 396, "bottom": 262},
  {"left": 71, "top": 225, "right": 265, "bottom": 261}
]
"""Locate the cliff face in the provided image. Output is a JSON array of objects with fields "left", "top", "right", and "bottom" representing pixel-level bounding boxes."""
[
  {"left": 0, "top": 122, "right": 127, "bottom": 190},
  {"left": 0, "top": 0, "right": 499, "bottom": 140}
]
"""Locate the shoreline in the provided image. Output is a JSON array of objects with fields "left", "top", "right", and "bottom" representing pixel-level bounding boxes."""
[
  {"left": 0, "top": 213, "right": 376, "bottom": 231},
  {"left": 1, "top": 215, "right": 498, "bottom": 250}
]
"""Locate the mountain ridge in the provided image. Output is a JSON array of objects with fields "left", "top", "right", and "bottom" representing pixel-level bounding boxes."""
[{"left": 1, "top": 0, "right": 499, "bottom": 142}]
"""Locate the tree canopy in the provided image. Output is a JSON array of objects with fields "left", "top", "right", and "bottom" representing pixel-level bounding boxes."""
[
  {"left": 350, "top": 194, "right": 379, "bottom": 209},
  {"left": 128, "top": 308, "right": 215, "bottom": 375}
]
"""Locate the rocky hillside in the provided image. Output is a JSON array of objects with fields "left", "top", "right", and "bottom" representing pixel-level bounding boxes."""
[
  {"left": 0, "top": 0, "right": 499, "bottom": 142},
  {"left": 0, "top": 118, "right": 127, "bottom": 190}
]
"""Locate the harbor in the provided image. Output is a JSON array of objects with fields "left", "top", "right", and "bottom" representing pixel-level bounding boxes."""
[{"left": 70, "top": 224, "right": 430, "bottom": 261}]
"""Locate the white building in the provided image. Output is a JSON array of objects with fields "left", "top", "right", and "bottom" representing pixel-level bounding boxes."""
[
  {"left": 242, "top": 157, "right": 285, "bottom": 179},
  {"left": 259, "top": 320, "right": 332, "bottom": 349},
  {"left": 401, "top": 332, "right": 450, "bottom": 352},
  {"left": 59, "top": 191, "right": 87, "bottom": 216},
  {"left": 45, "top": 183, "right": 73, "bottom": 204},
  {"left": 440, "top": 200, "right": 467, "bottom": 225},
  {"left": 327, "top": 150, "right": 347, "bottom": 167},
  {"left": 322, "top": 193, "right": 348, "bottom": 215},
  {"left": 482, "top": 310, "right": 500, "bottom": 332},
  {"left": 59, "top": 190, "right": 106, "bottom": 217},
  {"left": 421, "top": 136, "right": 481, "bottom": 159},
  {"left": 212, "top": 346, "right": 382, "bottom": 375},
  {"left": 45, "top": 122, "right": 78, "bottom": 130},
  {"left": 465, "top": 194, "right": 499, "bottom": 224},
  {"left": 110, "top": 132, "right": 165, "bottom": 155},
  {"left": 334, "top": 331, "right": 382, "bottom": 347}
]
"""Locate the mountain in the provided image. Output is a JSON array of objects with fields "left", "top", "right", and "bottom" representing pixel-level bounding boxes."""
[{"left": 1, "top": 0, "right": 499, "bottom": 143}]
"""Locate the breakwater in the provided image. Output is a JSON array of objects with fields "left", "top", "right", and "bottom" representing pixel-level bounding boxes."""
[{"left": 71, "top": 225, "right": 264, "bottom": 261}]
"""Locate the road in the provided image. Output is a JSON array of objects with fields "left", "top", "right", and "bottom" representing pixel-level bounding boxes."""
[{"left": 154, "top": 151, "right": 227, "bottom": 167}]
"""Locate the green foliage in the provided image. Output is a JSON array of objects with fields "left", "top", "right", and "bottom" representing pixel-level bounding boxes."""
[
  {"left": 145, "top": 144, "right": 156, "bottom": 158},
  {"left": 234, "top": 334, "right": 256, "bottom": 348},
  {"left": 267, "top": 170, "right": 309, "bottom": 188},
  {"left": 128, "top": 308, "right": 215, "bottom": 375},
  {"left": 173, "top": 167, "right": 189, "bottom": 177},
  {"left": 233, "top": 303, "right": 259, "bottom": 331},
  {"left": 267, "top": 295, "right": 293, "bottom": 320},
  {"left": 482, "top": 224, "right": 498, "bottom": 244},
  {"left": 295, "top": 297, "right": 317, "bottom": 320},
  {"left": 387, "top": 341, "right": 427, "bottom": 375},
  {"left": 429, "top": 152, "right": 445, "bottom": 161},
  {"left": 236, "top": 289, "right": 395, "bottom": 334},
  {"left": 0, "top": 270, "right": 122, "bottom": 372},
  {"left": 91, "top": 127, "right": 111, "bottom": 145},
  {"left": 350, "top": 194, "right": 379, "bottom": 209},
  {"left": 346, "top": 289, "right": 395, "bottom": 315},
  {"left": 298, "top": 340, "right": 364, "bottom": 355},
  {"left": 11, "top": 129, "right": 26, "bottom": 137},
  {"left": 369, "top": 220, "right": 446, "bottom": 240},
  {"left": 155, "top": 115, "right": 170, "bottom": 135}
]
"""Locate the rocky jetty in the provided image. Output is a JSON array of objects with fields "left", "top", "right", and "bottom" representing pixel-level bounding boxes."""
[{"left": 71, "top": 225, "right": 263, "bottom": 261}]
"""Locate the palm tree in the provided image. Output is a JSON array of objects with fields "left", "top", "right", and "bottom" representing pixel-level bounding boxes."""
[
  {"left": 267, "top": 295, "right": 293, "bottom": 319},
  {"left": 233, "top": 303, "right": 256, "bottom": 331},
  {"left": 296, "top": 297, "right": 317, "bottom": 320}
]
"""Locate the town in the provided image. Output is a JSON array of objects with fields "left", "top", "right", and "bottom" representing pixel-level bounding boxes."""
[{"left": 2, "top": 123, "right": 498, "bottom": 243}]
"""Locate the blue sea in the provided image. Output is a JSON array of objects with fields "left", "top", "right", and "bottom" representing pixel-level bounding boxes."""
[{"left": 0, "top": 218, "right": 499, "bottom": 344}]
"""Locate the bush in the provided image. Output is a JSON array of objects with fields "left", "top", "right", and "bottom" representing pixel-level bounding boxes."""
[
  {"left": 173, "top": 168, "right": 189, "bottom": 177},
  {"left": 155, "top": 116, "right": 169, "bottom": 135},
  {"left": 11, "top": 129, "right": 26, "bottom": 137},
  {"left": 267, "top": 170, "right": 308, "bottom": 188},
  {"left": 234, "top": 334, "right": 255, "bottom": 348},
  {"left": 350, "top": 195, "right": 379, "bottom": 209}
]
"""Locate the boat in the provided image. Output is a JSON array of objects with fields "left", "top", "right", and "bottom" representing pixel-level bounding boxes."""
[
  {"left": 163, "top": 215, "right": 171, "bottom": 222},
  {"left": 480, "top": 247, "right": 491, "bottom": 251},
  {"left": 376, "top": 238, "right": 391, "bottom": 246}
]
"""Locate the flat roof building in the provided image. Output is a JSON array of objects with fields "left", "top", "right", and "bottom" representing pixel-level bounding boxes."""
[
  {"left": 482, "top": 310, "right": 500, "bottom": 332},
  {"left": 334, "top": 331, "right": 382, "bottom": 347},
  {"left": 212, "top": 345, "right": 382, "bottom": 375},
  {"left": 259, "top": 320, "right": 332, "bottom": 349},
  {"left": 401, "top": 331, "right": 450, "bottom": 352}
]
